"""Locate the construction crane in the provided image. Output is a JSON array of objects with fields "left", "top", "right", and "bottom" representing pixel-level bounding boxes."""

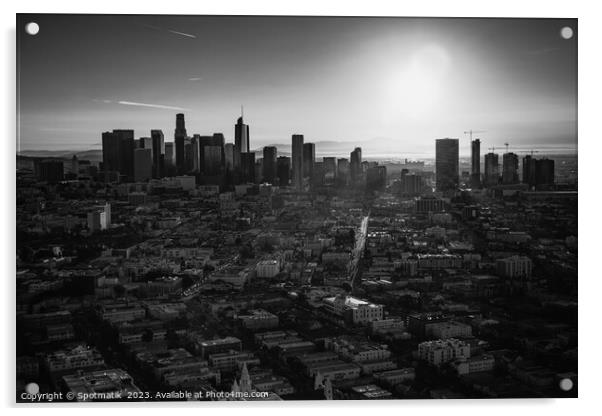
[
  {"left": 464, "top": 130, "right": 486, "bottom": 141},
  {"left": 504, "top": 142, "right": 510, "bottom": 153},
  {"left": 487, "top": 146, "right": 497, "bottom": 154}
]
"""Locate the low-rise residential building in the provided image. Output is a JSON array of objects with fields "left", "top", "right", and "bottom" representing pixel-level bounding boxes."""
[
  {"left": 373, "top": 367, "right": 416, "bottom": 386},
  {"left": 323, "top": 295, "right": 384, "bottom": 325},
  {"left": 237, "top": 309, "right": 279, "bottom": 330},
  {"left": 417, "top": 338, "right": 471, "bottom": 366}
]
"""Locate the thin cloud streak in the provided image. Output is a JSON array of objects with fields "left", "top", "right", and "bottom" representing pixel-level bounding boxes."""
[
  {"left": 167, "top": 30, "right": 197, "bottom": 39},
  {"left": 140, "top": 24, "right": 196, "bottom": 39},
  {"left": 116, "top": 101, "right": 191, "bottom": 111}
]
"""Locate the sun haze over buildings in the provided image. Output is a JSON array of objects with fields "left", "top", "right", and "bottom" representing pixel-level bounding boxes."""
[{"left": 18, "top": 15, "right": 576, "bottom": 156}]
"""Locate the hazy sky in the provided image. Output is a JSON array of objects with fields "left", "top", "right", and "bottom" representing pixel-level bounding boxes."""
[{"left": 17, "top": 15, "right": 577, "bottom": 156}]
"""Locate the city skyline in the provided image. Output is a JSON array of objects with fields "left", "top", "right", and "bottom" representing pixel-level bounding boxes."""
[{"left": 18, "top": 15, "right": 577, "bottom": 155}]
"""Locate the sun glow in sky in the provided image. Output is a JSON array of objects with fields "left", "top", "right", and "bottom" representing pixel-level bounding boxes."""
[{"left": 17, "top": 15, "right": 577, "bottom": 156}]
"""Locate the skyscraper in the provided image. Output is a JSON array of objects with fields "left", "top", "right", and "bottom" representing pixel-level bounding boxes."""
[
  {"left": 139, "top": 137, "right": 153, "bottom": 156},
  {"left": 102, "top": 129, "right": 135, "bottom": 181},
  {"left": 224, "top": 143, "right": 235, "bottom": 172},
  {"left": 350, "top": 147, "right": 362, "bottom": 185},
  {"left": 524, "top": 156, "right": 555, "bottom": 188},
  {"left": 292, "top": 134, "right": 304, "bottom": 190},
  {"left": 165, "top": 142, "right": 175, "bottom": 169},
  {"left": 522, "top": 155, "right": 537, "bottom": 187},
  {"left": 262, "top": 146, "right": 277, "bottom": 184},
  {"left": 484, "top": 152, "right": 499, "bottom": 187},
  {"left": 174, "top": 113, "right": 187, "bottom": 175},
  {"left": 115, "top": 129, "right": 135, "bottom": 181},
  {"left": 134, "top": 148, "right": 152, "bottom": 182},
  {"left": 471, "top": 139, "right": 481, "bottom": 187},
  {"left": 535, "top": 158, "right": 555, "bottom": 186},
  {"left": 366, "top": 165, "right": 387, "bottom": 191},
  {"left": 400, "top": 171, "right": 424, "bottom": 196},
  {"left": 337, "top": 158, "right": 350, "bottom": 186},
  {"left": 240, "top": 152, "right": 256, "bottom": 183},
  {"left": 234, "top": 113, "right": 250, "bottom": 170},
  {"left": 203, "top": 145, "right": 223, "bottom": 176},
  {"left": 277, "top": 156, "right": 291, "bottom": 187},
  {"left": 190, "top": 136, "right": 201, "bottom": 173},
  {"left": 435, "top": 138, "right": 459, "bottom": 192},
  {"left": 323, "top": 157, "right": 337, "bottom": 185},
  {"left": 101, "top": 131, "right": 121, "bottom": 174},
  {"left": 197, "top": 133, "right": 225, "bottom": 174},
  {"left": 502, "top": 152, "right": 519, "bottom": 184},
  {"left": 303, "top": 142, "right": 315, "bottom": 178},
  {"left": 151, "top": 130, "right": 165, "bottom": 179}
]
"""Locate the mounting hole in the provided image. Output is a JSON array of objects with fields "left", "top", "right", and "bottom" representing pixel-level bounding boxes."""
[
  {"left": 25, "top": 22, "right": 39, "bottom": 36},
  {"left": 560, "top": 26, "right": 573, "bottom": 40},
  {"left": 559, "top": 378, "right": 573, "bottom": 391},
  {"left": 25, "top": 382, "right": 40, "bottom": 395}
]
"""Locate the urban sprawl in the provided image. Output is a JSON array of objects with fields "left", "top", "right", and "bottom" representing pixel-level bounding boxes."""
[{"left": 16, "top": 112, "right": 578, "bottom": 401}]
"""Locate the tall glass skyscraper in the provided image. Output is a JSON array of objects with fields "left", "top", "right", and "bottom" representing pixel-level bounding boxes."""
[
  {"left": 174, "top": 113, "right": 187, "bottom": 175},
  {"left": 471, "top": 139, "right": 481, "bottom": 187},
  {"left": 484, "top": 152, "right": 499, "bottom": 186},
  {"left": 435, "top": 138, "right": 459, "bottom": 192},
  {"left": 234, "top": 115, "right": 250, "bottom": 170},
  {"left": 292, "top": 134, "right": 304, "bottom": 190},
  {"left": 263, "top": 146, "right": 277, "bottom": 184}
]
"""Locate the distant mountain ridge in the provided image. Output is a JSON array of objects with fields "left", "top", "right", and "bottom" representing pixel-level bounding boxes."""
[{"left": 18, "top": 149, "right": 103, "bottom": 162}]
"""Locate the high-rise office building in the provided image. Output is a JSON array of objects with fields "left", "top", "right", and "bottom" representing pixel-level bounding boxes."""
[
  {"left": 350, "top": 147, "right": 362, "bottom": 185},
  {"left": 484, "top": 153, "right": 499, "bottom": 187},
  {"left": 165, "top": 142, "right": 175, "bottom": 168},
  {"left": 277, "top": 156, "right": 291, "bottom": 187},
  {"left": 400, "top": 171, "right": 424, "bottom": 196},
  {"left": 502, "top": 152, "right": 519, "bottom": 184},
  {"left": 303, "top": 143, "right": 315, "bottom": 178},
  {"left": 524, "top": 156, "right": 554, "bottom": 187},
  {"left": 323, "top": 157, "right": 337, "bottom": 185},
  {"left": 70, "top": 155, "right": 79, "bottom": 179},
  {"left": 337, "top": 158, "right": 350, "bottom": 186},
  {"left": 535, "top": 158, "right": 555, "bottom": 186},
  {"left": 151, "top": 130, "right": 165, "bottom": 179},
  {"left": 212, "top": 133, "right": 226, "bottom": 167},
  {"left": 115, "top": 129, "right": 135, "bottom": 181},
  {"left": 471, "top": 139, "right": 481, "bottom": 188},
  {"left": 139, "top": 137, "right": 153, "bottom": 156},
  {"left": 234, "top": 115, "right": 250, "bottom": 169},
  {"left": 240, "top": 152, "right": 256, "bottom": 183},
  {"left": 190, "top": 136, "right": 201, "bottom": 173},
  {"left": 134, "top": 148, "right": 152, "bottom": 182},
  {"left": 255, "top": 159, "right": 263, "bottom": 184},
  {"left": 197, "top": 133, "right": 225, "bottom": 174},
  {"left": 366, "top": 165, "right": 387, "bottom": 191},
  {"left": 174, "top": 113, "right": 187, "bottom": 175},
  {"left": 203, "top": 146, "right": 223, "bottom": 176},
  {"left": 292, "top": 134, "right": 304, "bottom": 190},
  {"left": 101, "top": 131, "right": 121, "bottom": 173},
  {"left": 102, "top": 129, "right": 135, "bottom": 181},
  {"left": 522, "top": 155, "right": 537, "bottom": 187},
  {"left": 262, "top": 146, "right": 277, "bottom": 184},
  {"left": 435, "top": 138, "right": 459, "bottom": 192},
  {"left": 224, "top": 143, "right": 235, "bottom": 172}
]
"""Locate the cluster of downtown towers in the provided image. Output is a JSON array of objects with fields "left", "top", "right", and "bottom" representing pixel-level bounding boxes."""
[
  {"left": 101, "top": 113, "right": 369, "bottom": 189},
  {"left": 101, "top": 112, "right": 555, "bottom": 190}
]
